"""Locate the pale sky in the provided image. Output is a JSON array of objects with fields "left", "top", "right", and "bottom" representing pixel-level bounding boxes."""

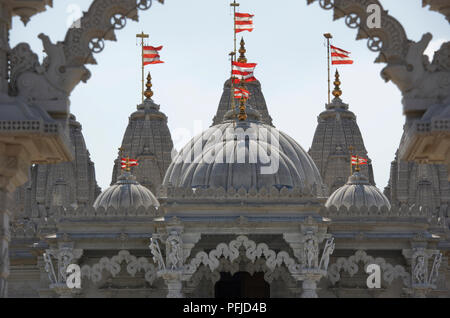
[{"left": 10, "top": 0, "right": 449, "bottom": 192}]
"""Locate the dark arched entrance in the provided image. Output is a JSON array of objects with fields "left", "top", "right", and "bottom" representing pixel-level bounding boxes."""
[{"left": 214, "top": 271, "right": 270, "bottom": 298}]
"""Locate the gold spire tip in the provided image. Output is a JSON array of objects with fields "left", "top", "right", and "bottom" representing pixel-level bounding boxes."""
[
  {"left": 144, "top": 72, "right": 153, "bottom": 99},
  {"left": 332, "top": 70, "right": 342, "bottom": 98},
  {"left": 238, "top": 37, "right": 247, "bottom": 63}
]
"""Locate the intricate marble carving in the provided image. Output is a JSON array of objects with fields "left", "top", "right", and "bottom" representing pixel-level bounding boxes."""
[
  {"left": 81, "top": 250, "right": 157, "bottom": 285},
  {"left": 328, "top": 250, "right": 411, "bottom": 287}
]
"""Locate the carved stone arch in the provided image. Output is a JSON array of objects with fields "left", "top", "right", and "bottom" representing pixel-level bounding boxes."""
[
  {"left": 186, "top": 256, "right": 298, "bottom": 297},
  {"left": 327, "top": 250, "right": 411, "bottom": 287},
  {"left": 185, "top": 235, "right": 301, "bottom": 276},
  {"left": 80, "top": 250, "right": 158, "bottom": 285}
]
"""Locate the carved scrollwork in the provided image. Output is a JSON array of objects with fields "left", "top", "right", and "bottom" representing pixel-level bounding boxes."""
[
  {"left": 81, "top": 250, "right": 157, "bottom": 285},
  {"left": 345, "top": 12, "right": 360, "bottom": 29},
  {"left": 110, "top": 13, "right": 127, "bottom": 30},
  {"left": 137, "top": 0, "right": 153, "bottom": 10},
  {"left": 327, "top": 250, "right": 411, "bottom": 287},
  {"left": 185, "top": 235, "right": 300, "bottom": 277},
  {"left": 319, "top": 0, "right": 334, "bottom": 10},
  {"left": 367, "top": 36, "right": 383, "bottom": 52},
  {"left": 88, "top": 37, "right": 105, "bottom": 54}
]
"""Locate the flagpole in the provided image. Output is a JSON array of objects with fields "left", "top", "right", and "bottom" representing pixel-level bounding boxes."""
[
  {"left": 349, "top": 145, "right": 354, "bottom": 176},
  {"left": 136, "top": 31, "right": 149, "bottom": 103},
  {"left": 230, "top": 0, "right": 239, "bottom": 120},
  {"left": 324, "top": 33, "right": 332, "bottom": 104}
]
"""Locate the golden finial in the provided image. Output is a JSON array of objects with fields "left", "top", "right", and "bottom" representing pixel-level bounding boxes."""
[
  {"left": 332, "top": 70, "right": 342, "bottom": 98},
  {"left": 238, "top": 80, "right": 247, "bottom": 121},
  {"left": 144, "top": 72, "right": 153, "bottom": 99},
  {"left": 238, "top": 37, "right": 247, "bottom": 63}
]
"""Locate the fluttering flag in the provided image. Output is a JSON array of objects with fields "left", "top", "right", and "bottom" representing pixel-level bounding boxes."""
[
  {"left": 351, "top": 156, "right": 368, "bottom": 165},
  {"left": 121, "top": 158, "right": 139, "bottom": 169},
  {"left": 232, "top": 61, "right": 257, "bottom": 83},
  {"left": 234, "top": 87, "right": 250, "bottom": 99},
  {"left": 331, "top": 45, "right": 354, "bottom": 65},
  {"left": 143, "top": 46, "right": 164, "bottom": 65},
  {"left": 235, "top": 13, "right": 254, "bottom": 33}
]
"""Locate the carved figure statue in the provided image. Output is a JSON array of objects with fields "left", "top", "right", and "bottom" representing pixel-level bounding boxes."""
[
  {"left": 304, "top": 238, "right": 318, "bottom": 269},
  {"left": 319, "top": 238, "right": 335, "bottom": 271},
  {"left": 413, "top": 255, "right": 427, "bottom": 284},
  {"left": 166, "top": 234, "right": 183, "bottom": 270},
  {"left": 149, "top": 238, "right": 165, "bottom": 270}
]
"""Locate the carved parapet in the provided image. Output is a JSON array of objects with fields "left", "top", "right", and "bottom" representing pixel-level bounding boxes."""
[
  {"left": 162, "top": 184, "right": 325, "bottom": 203},
  {"left": 53, "top": 205, "right": 163, "bottom": 220},
  {"left": 320, "top": 203, "right": 431, "bottom": 218}
]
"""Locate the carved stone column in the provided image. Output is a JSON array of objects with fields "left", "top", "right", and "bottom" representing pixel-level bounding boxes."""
[
  {"left": 284, "top": 217, "right": 333, "bottom": 298},
  {"left": 403, "top": 243, "right": 443, "bottom": 298}
]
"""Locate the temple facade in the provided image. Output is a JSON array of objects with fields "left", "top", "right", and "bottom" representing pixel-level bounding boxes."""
[{"left": 1, "top": 0, "right": 449, "bottom": 299}]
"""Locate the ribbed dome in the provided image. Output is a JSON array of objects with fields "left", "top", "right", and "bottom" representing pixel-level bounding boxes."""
[
  {"left": 93, "top": 172, "right": 159, "bottom": 210},
  {"left": 163, "top": 112, "right": 326, "bottom": 196},
  {"left": 325, "top": 172, "right": 391, "bottom": 210}
]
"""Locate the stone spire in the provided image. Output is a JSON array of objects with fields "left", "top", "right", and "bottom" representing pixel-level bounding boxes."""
[
  {"left": 14, "top": 114, "right": 101, "bottom": 218},
  {"left": 111, "top": 74, "right": 174, "bottom": 194},
  {"left": 384, "top": 149, "right": 450, "bottom": 219},
  {"left": 309, "top": 71, "right": 375, "bottom": 194},
  {"left": 212, "top": 38, "right": 273, "bottom": 126}
]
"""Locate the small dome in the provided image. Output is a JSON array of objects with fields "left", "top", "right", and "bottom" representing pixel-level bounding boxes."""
[
  {"left": 163, "top": 111, "right": 326, "bottom": 196},
  {"left": 93, "top": 172, "right": 159, "bottom": 210},
  {"left": 325, "top": 172, "right": 391, "bottom": 210}
]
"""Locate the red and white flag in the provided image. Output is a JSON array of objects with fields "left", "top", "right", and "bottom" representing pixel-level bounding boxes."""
[
  {"left": 232, "top": 61, "right": 257, "bottom": 83},
  {"left": 143, "top": 46, "right": 164, "bottom": 65},
  {"left": 235, "top": 13, "right": 254, "bottom": 33},
  {"left": 331, "top": 45, "right": 354, "bottom": 65},
  {"left": 121, "top": 158, "right": 139, "bottom": 169},
  {"left": 234, "top": 87, "right": 250, "bottom": 99},
  {"left": 351, "top": 156, "right": 368, "bottom": 165}
]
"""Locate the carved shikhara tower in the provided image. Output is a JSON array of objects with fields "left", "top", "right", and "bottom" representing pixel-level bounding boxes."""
[
  {"left": 111, "top": 75, "right": 174, "bottom": 195},
  {"left": 14, "top": 114, "right": 100, "bottom": 217},
  {"left": 309, "top": 72, "right": 375, "bottom": 194}
]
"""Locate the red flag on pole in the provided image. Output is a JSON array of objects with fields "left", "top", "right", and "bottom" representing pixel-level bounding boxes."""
[
  {"left": 234, "top": 87, "right": 250, "bottom": 99},
  {"left": 331, "top": 45, "right": 354, "bottom": 65},
  {"left": 235, "top": 13, "right": 254, "bottom": 33},
  {"left": 232, "top": 61, "right": 257, "bottom": 83},
  {"left": 121, "top": 158, "right": 139, "bottom": 169},
  {"left": 143, "top": 46, "right": 164, "bottom": 65},
  {"left": 351, "top": 155, "right": 368, "bottom": 165}
]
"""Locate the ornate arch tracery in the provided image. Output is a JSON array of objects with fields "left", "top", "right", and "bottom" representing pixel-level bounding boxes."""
[{"left": 327, "top": 250, "right": 411, "bottom": 287}]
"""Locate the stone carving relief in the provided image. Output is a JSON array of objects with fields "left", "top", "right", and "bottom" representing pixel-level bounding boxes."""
[
  {"left": 409, "top": 248, "right": 442, "bottom": 287},
  {"left": 80, "top": 250, "right": 157, "bottom": 285},
  {"left": 43, "top": 247, "right": 83, "bottom": 286},
  {"left": 184, "top": 235, "right": 301, "bottom": 276},
  {"left": 327, "top": 250, "right": 411, "bottom": 287}
]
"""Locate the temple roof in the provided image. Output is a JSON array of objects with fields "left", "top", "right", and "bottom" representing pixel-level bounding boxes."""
[{"left": 111, "top": 73, "right": 174, "bottom": 194}]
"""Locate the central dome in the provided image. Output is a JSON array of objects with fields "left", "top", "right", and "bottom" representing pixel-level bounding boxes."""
[{"left": 163, "top": 110, "right": 326, "bottom": 196}]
